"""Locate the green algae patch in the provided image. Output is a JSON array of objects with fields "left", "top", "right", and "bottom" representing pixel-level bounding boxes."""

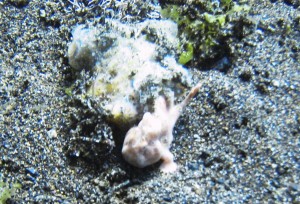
[
  {"left": 179, "top": 43, "right": 194, "bottom": 65},
  {"left": 161, "top": 1, "right": 252, "bottom": 67},
  {"left": 0, "top": 178, "right": 21, "bottom": 204},
  {"left": 65, "top": 85, "right": 75, "bottom": 97}
]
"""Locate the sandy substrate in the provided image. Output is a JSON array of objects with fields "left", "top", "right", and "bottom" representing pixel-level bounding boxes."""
[{"left": 0, "top": 0, "right": 299, "bottom": 203}]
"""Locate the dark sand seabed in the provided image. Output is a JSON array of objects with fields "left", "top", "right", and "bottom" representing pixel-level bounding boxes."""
[{"left": 0, "top": 0, "right": 299, "bottom": 203}]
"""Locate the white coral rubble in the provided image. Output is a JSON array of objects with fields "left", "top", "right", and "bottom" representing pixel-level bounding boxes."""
[{"left": 68, "top": 19, "right": 191, "bottom": 125}]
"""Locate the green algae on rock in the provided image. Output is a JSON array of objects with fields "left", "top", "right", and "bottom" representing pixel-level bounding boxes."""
[
  {"left": 160, "top": 0, "right": 251, "bottom": 67},
  {"left": 0, "top": 177, "right": 21, "bottom": 204}
]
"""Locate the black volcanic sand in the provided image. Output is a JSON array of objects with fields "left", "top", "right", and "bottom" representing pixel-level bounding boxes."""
[{"left": 0, "top": 0, "right": 299, "bottom": 203}]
